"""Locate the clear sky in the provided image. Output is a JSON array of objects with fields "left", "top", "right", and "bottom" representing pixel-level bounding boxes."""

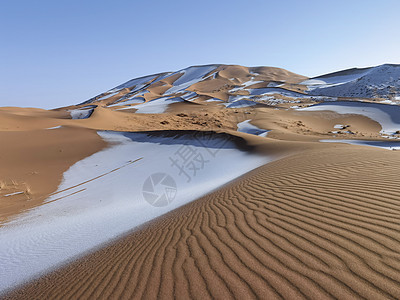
[{"left": 1, "top": 0, "right": 400, "bottom": 109}]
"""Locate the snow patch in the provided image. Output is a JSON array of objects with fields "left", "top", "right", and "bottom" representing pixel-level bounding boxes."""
[
  {"left": 334, "top": 124, "right": 345, "bottom": 129},
  {"left": 229, "top": 79, "right": 263, "bottom": 93},
  {"left": 96, "top": 91, "right": 120, "bottom": 101},
  {"left": 108, "top": 98, "right": 145, "bottom": 107},
  {"left": 3, "top": 192, "right": 24, "bottom": 197},
  {"left": 165, "top": 65, "right": 218, "bottom": 95},
  {"left": 237, "top": 120, "right": 270, "bottom": 137},
  {"left": 133, "top": 97, "right": 183, "bottom": 113},
  {"left": 68, "top": 108, "right": 94, "bottom": 119}
]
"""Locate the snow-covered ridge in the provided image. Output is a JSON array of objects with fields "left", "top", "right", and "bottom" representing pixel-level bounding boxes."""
[
  {"left": 237, "top": 120, "right": 270, "bottom": 137},
  {"left": 68, "top": 106, "right": 95, "bottom": 119},
  {"left": 75, "top": 64, "right": 400, "bottom": 112},
  {"left": 302, "top": 67, "right": 373, "bottom": 88},
  {"left": 0, "top": 130, "right": 272, "bottom": 293},
  {"left": 81, "top": 65, "right": 219, "bottom": 106},
  {"left": 304, "top": 64, "right": 400, "bottom": 99},
  {"left": 76, "top": 64, "right": 310, "bottom": 110},
  {"left": 164, "top": 65, "right": 218, "bottom": 95}
]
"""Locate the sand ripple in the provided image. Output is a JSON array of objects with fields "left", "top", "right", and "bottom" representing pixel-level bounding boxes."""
[{"left": 5, "top": 147, "right": 400, "bottom": 299}]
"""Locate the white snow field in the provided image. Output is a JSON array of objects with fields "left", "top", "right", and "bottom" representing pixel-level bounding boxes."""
[
  {"left": 132, "top": 97, "right": 184, "bottom": 113},
  {"left": 68, "top": 107, "right": 95, "bottom": 119},
  {"left": 237, "top": 120, "right": 270, "bottom": 137},
  {"left": 229, "top": 78, "right": 263, "bottom": 92},
  {"left": 302, "top": 68, "right": 373, "bottom": 90},
  {"left": 297, "top": 101, "right": 400, "bottom": 134},
  {"left": 108, "top": 97, "right": 146, "bottom": 107},
  {"left": 304, "top": 64, "right": 400, "bottom": 99},
  {"left": 0, "top": 131, "right": 272, "bottom": 293},
  {"left": 320, "top": 139, "right": 400, "bottom": 150},
  {"left": 164, "top": 65, "right": 218, "bottom": 95}
]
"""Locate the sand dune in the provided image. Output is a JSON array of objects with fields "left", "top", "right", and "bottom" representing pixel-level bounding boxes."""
[
  {"left": 75, "top": 64, "right": 309, "bottom": 112},
  {"left": 0, "top": 131, "right": 273, "bottom": 292},
  {"left": 5, "top": 145, "right": 400, "bottom": 299},
  {"left": 2, "top": 63, "right": 400, "bottom": 299}
]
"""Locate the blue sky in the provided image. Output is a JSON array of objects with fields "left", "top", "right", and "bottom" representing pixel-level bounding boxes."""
[{"left": 1, "top": 0, "right": 400, "bottom": 108}]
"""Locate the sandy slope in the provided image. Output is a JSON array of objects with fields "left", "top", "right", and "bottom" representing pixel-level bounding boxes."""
[
  {"left": 5, "top": 144, "right": 400, "bottom": 299},
  {"left": 0, "top": 125, "right": 106, "bottom": 223}
]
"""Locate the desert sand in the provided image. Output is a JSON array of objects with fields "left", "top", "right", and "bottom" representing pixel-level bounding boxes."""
[
  {"left": 0, "top": 108, "right": 107, "bottom": 223},
  {"left": 2, "top": 64, "right": 400, "bottom": 299},
  {"left": 5, "top": 145, "right": 400, "bottom": 299}
]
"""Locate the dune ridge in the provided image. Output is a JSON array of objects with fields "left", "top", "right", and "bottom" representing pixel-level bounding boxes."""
[{"left": 5, "top": 145, "right": 400, "bottom": 299}]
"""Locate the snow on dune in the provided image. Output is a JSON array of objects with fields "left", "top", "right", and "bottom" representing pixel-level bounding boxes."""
[
  {"left": 305, "top": 65, "right": 400, "bottom": 98},
  {"left": 68, "top": 107, "right": 94, "bottom": 119},
  {"left": 132, "top": 97, "right": 184, "bottom": 113},
  {"left": 302, "top": 68, "right": 373, "bottom": 89},
  {"left": 182, "top": 91, "right": 199, "bottom": 100},
  {"left": 109, "top": 74, "right": 158, "bottom": 93},
  {"left": 3, "top": 192, "right": 24, "bottom": 197},
  {"left": 108, "top": 98, "right": 145, "bottom": 107},
  {"left": 237, "top": 120, "right": 270, "bottom": 137},
  {"left": 106, "top": 91, "right": 149, "bottom": 107},
  {"left": 165, "top": 65, "right": 218, "bottom": 95},
  {"left": 248, "top": 87, "right": 306, "bottom": 98},
  {"left": 83, "top": 66, "right": 219, "bottom": 106},
  {"left": 79, "top": 64, "right": 400, "bottom": 107},
  {"left": 228, "top": 88, "right": 307, "bottom": 103},
  {"left": 333, "top": 124, "right": 345, "bottom": 129},
  {"left": 206, "top": 98, "right": 223, "bottom": 102},
  {"left": 298, "top": 101, "right": 400, "bottom": 134},
  {"left": 267, "top": 82, "right": 283, "bottom": 88},
  {"left": 96, "top": 91, "right": 120, "bottom": 101},
  {"left": 228, "top": 87, "right": 337, "bottom": 105},
  {"left": 81, "top": 73, "right": 173, "bottom": 105},
  {"left": 229, "top": 79, "right": 263, "bottom": 92},
  {"left": 225, "top": 99, "right": 257, "bottom": 108},
  {"left": 0, "top": 131, "right": 272, "bottom": 292}
]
